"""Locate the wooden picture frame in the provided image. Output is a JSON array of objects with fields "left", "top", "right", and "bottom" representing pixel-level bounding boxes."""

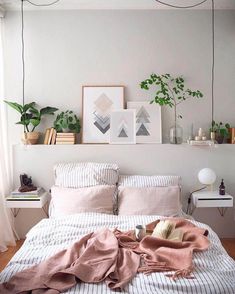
[{"left": 82, "top": 86, "right": 124, "bottom": 144}]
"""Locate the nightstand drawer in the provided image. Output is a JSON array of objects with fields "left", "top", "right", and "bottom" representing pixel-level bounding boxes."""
[
  {"left": 192, "top": 190, "right": 233, "bottom": 208},
  {"left": 193, "top": 197, "right": 233, "bottom": 208}
]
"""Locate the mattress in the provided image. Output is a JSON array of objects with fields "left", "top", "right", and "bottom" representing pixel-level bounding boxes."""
[{"left": 1, "top": 213, "right": 235, "bottom": 294}]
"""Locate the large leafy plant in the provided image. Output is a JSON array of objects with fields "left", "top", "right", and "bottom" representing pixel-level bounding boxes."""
[
  {"left": 4, "top": 101, "right": 58, "bottom": 132},
  {"left": 140, "top": 73, "right": 203, "bottom": 124},
  {"left": 53, "top": 110, "right": 81, "bottom": 133}
]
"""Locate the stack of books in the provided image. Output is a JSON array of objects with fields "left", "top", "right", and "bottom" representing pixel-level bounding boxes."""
[
  {"left": 44, "top": 128, "right": 56, "bottom": 145},
  {"left": 56, "top": 133, "right": 76, "bottom": 145},
  {"left": 7, "top": 187, "right": 44, "bottom": 201}
]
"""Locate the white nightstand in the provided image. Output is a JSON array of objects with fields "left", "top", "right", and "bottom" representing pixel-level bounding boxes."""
[
  {"left": 191, "top": 190, "right": 233, "bottom": 216},
  {"left": 6, "top": 192, "right": 50, "bottom": 218}
]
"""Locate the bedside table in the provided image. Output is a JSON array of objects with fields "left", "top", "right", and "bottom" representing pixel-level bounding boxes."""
[
  {"left": 191, "top": 190, "right": 233, "bottom": 216},
  {"left": 6, "top": 192, "right": 50, "bottom": 218}
]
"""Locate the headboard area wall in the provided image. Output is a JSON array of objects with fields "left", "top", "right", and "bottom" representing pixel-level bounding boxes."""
[{"left": 13, "top": 144, "right": 235, "bottom": 238}]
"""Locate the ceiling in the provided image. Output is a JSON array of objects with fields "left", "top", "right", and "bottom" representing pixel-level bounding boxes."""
[{"left": 1, "top": 0, "right": 235, "bottom": 10}]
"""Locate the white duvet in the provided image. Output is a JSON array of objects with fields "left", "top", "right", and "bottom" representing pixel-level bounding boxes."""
[{"left": 1, "top": 213, "right": 235, "bottom": 294}]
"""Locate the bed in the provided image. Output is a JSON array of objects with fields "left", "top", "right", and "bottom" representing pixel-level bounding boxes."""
[{"left": 1, "top": 163, "right": 235, "bottom": 293}]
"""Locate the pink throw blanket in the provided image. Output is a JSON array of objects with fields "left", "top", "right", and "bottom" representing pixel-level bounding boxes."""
[{"left": 0, "top": 218, "right": 209, "bottom": 294}]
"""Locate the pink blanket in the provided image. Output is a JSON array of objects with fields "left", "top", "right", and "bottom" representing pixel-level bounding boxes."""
[{"left": 0, "top": 218, "right": 209, "bottom": 294}]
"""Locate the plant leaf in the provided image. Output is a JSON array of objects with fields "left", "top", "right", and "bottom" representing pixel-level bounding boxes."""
[
  {"left": 4, "top": 101, "right": 23, "bottom": 113},
  {"left": 40, "top": 107, "right": 58, "bottom": 115}
]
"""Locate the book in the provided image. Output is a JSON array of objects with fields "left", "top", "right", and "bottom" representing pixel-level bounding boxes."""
[
  {"left": 47, "top": 128, "right": 55, "bottom": 145},
  {"left": 11, "top": 187, "right": 43, "bottom": 196},
  {"left": 51, "top": 129, "right": 57, "bottom": 145},
  {"left": 43, "top": 128, "right": 51, "bottom": 144},
  {"left": 57, "top": 133, "right": 75, "bottom": 137},
  {"left": 151, "top": 220, "right": 184, "bottom": 242}
]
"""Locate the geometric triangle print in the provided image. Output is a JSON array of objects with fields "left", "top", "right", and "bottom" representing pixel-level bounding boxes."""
[
  {"left": 136, "top": 123, "right": 150, "bottom": 136},
  {"left": 118, "top": 128, "right": 128, "bottom": 138}
]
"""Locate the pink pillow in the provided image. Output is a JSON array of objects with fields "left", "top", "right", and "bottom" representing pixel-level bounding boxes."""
[
  {"left": 51, "top": 185, "right": 116, "bottom": 216},
  {"left": 118, "top": 186, "right": 181, "bottom": 216}
]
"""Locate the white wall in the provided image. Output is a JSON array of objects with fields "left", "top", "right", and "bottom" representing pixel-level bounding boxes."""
[{"left": 2, "top": 9, "right": 235, "bottom": 237}]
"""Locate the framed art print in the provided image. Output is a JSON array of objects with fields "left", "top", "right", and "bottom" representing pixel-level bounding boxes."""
[
  {"left": 82, "top": 86, "right": 124, "bottom": 143},
  {"left": 109, "top": 109, "right": 136, "bottom": 144},
  {"left": 127, "top": 101, "right": 162, "bottom": 143}
]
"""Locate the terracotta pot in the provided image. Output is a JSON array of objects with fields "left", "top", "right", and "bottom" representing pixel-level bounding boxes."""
[{"left": 22, "top": 132, "right": 40, "bottom": 145}]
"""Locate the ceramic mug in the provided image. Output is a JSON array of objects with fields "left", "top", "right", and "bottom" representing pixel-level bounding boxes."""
[{"left": 135, "top": 225, "right": 146, "bottom": 241}]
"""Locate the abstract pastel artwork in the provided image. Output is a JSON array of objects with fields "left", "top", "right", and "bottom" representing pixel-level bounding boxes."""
[
  {"left": 82, "top": 86, "right": 124, "bottom": 143},
  {"left": 127, "top": 101, "right": 162, "bottom": 143},
  {"left": 109, "top": 109, "right": 136, "bottom": 144}
]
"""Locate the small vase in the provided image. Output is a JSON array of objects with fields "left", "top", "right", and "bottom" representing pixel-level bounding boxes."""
[{"left": 170, "top": 124, "right": 183, "bottom": 144}]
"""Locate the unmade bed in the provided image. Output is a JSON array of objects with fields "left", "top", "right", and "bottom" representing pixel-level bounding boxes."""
[{"left": 0, "top": 213, "right": 235, "bottom": 293}]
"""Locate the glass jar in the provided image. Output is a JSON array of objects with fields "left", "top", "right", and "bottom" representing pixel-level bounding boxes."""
[{"left": 170, "top": 124, "right": 183, "bottom": 144}]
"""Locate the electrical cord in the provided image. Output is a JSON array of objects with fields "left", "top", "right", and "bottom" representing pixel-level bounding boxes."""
[{"left": 186, "top": 186, "right": 207, "bottom": 214}]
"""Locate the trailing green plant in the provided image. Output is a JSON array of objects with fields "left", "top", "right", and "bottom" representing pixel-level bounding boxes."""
[
  {"left": 210, "top": 121, "right": 230, "bottom": 137},
  {"left": 4, "top": 101, "right": 58, "bottom": 132},
  {"left": 140, "top": 73, "right": 203, "bottom": 125},
  {"left": 53, "top": 110, "right": 81, "bottom": 133}
]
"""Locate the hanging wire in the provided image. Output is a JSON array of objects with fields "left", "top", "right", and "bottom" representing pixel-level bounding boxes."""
[
  {"left": 21, "top": 0, "right": 215, "bottom": 128},
  {"left": 154, "top": 0, "right": 215, "bottom": 126},
  {"left": 24, "top": 0, "right": 61, "bottom": 7},
  {"left": 154, "top": 0, "right": 208, "bottom": 9}
]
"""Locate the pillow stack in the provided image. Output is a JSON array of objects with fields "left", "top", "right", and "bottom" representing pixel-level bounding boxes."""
[{"left": 50, "top": 162, "right": 119, "bottom": 217}]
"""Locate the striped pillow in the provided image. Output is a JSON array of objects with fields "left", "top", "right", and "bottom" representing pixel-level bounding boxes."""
[
  {"left": 54, "top": 162, "right": 119, "bottom": 188},
  {"left": 118, "top": 175, "right": 181, "bottom": 188}
]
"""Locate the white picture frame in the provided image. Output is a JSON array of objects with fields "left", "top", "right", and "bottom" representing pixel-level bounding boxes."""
[
  {"left": 127, "top": 101, "right": 162, "bottom": 143},
  {"left": 109, "top": 109, "right": 136, "bottom": 144},
  {"left": 82, "top": 86, "right": 124, "bottom": 143}
]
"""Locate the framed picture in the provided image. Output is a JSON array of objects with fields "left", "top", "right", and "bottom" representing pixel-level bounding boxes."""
[
  {"left": 82, "top": 86, "right": 124, "bottom": 143},
  {"left": 127, "top": 101, "right": 162, "bottom": 143},
  {"left": 109, "top": 109, "right": 136, "bottom": 144}
]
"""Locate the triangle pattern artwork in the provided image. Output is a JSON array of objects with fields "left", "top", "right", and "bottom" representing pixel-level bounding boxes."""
[
  {"left": 136, "top": 106, "right": 151, "bottom": 136},
  {"left": 118, "top": 119, "right": 129, "bottom": 138},
  {"left": 93, "top": 93, "right": 113, "bottom": 134}
]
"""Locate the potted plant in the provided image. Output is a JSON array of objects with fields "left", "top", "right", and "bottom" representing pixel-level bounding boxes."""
[
  {"left": 4, "top": 101, "right": 58, "bottom": 144},
  {"left": 53, "top": 110, "right": 81, "bottom": 133},
  {"left": 140, "top": 74, "right": 203, "bottom": 144},
  {"left": 210, "top": 121, "right": 230, "bottom": 144}
]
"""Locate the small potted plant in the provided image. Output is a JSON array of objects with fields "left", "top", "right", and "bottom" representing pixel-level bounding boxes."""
[
  {"left": 4, "top": 101, "right": 58, "bottom": 144},
  {"left": 140, "top": 73, "right": 203, "bottom": 144},
  {"left": 210, "top": 121, "right": 230, "bottom": 144},
  {"left": 53, "top": 110, "right": 81, "bottom": 133}
]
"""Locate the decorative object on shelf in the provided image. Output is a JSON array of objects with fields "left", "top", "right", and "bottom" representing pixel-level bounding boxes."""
[
  {"left": 53, "top": 110, "right": 80, "bottom": 133},
  {"left": 198, "top": 168, "right": 216, "bottom": 191},
  {"left": 189, "top": 140, "right": 215, "bottom": 146},
  {"left": 210, "top": 121, "right": 230, "bottom": 144},
  {"left": 82, "top": 86, "right": 124, "bottom": 143},
  {"left": 228, "top": 127, "right": 235, "bottom": 144},
  {"left": 109, "top": 109, "right": 136, "bottom": 144},
  {"left": 19, "top": 174, "right": 37, "bottom": 192},
  {"left": 127, "top": 101, "right": 162, "bottom": 143},
  {"left": 56, "top": 133, "right": 76, "bottom": 145},
  {"left": 4, "top": 101, "right": 58, "bottom": 144},
  {"left": 219, "top": 179, "right": 225, "bottom": 196},
  {"left": 140, "top": 74, "right": 203, "bottom": 144}
]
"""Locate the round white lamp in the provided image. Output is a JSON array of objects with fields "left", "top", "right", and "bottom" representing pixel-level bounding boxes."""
[{"left": 198, "top": 168, "right": 216, "bottom": 190}]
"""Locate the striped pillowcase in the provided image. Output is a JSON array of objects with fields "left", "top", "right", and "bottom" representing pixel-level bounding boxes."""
[
  {"left": 118, "top": 175, "right": 181, "bottom": 188},
  {"left": 54, "top": 162, "right": 120, "bottom": 188}
]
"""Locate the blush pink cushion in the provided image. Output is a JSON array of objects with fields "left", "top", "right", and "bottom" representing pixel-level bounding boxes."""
[
  {"left": 118, "top": 186, "right": 181, "bottom": 216},
  {"left": 51, "top": 185, "right": 115, "bottom": 216}
]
